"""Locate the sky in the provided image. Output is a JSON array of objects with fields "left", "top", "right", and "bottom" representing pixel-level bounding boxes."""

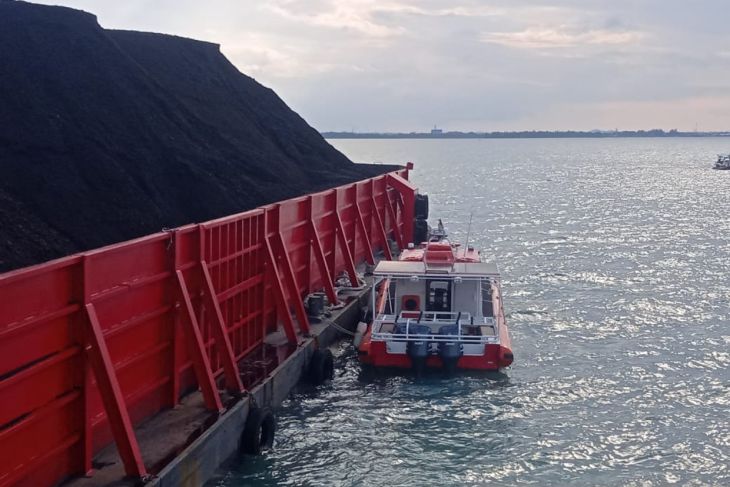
[{"left": 33, "top": 0, "right": 730, "bottom": 132}]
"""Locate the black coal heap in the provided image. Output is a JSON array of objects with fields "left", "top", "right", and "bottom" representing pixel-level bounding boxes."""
[{"left": 0, "top": 1, "right": 394, "bottom": 272}]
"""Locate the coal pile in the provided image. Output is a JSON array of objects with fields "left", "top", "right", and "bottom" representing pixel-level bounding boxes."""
[{"left": 0, "top": 1, "right": 395, "bottom": 272}]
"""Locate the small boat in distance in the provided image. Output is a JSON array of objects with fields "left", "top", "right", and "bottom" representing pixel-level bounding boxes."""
[
  {"left": 714, "top": 154, "right": 730, "bottom": 170},
  {"left": 358, "top": 220, "right": 513, "bottom": 374}
]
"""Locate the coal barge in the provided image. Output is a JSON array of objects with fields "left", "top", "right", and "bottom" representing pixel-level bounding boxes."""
[{"left": 0, "top": 166, "right": 426, "bottom": 487}]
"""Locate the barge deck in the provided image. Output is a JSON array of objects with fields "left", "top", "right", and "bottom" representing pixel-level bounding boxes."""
[{"left": 68, "top": 281, "right": 369, "bottom": 486}]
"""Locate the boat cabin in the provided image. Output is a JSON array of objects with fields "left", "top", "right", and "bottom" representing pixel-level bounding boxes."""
[
  {"left": 359, "top": 234, "right": 513, "bottom": 372},
  {"left": 369, "top": 249, "right": 504, "bottom": 358}
]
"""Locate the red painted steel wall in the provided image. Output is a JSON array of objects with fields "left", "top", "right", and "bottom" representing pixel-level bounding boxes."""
[{"left": 0, "top": 168, "right": 416, "bottom": 487}]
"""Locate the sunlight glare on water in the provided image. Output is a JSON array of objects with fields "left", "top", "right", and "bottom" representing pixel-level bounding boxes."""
[{"left": 213, "top": 138, "right": 730, "bottom": 486}]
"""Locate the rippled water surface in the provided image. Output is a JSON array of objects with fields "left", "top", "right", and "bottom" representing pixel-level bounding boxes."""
[{"left": 215, "top": 138, "right": 730, "bottom": 486}]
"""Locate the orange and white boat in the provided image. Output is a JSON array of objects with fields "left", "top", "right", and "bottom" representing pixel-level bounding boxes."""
[{"left": 358, "top": 221, "right": 513, "bottom": 373}]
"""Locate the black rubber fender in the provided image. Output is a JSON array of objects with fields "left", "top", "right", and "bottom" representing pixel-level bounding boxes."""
[
  {"left": 415, "top": 193, "right": 429, "bottom": 220},
  {"left": 240, "top": 407, "right": 276, "bottom": 455},
  {"left": 413, "top": 218, "right": 429, "bottom": 245},
  {"left": 308, "top": 348, "right": 334, "bottom": 385}
]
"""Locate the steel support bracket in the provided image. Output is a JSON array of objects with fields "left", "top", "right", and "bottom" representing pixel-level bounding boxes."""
[
  {"left": 264, "top": 238, "right": 299, "bottom": 344},
  {"left": 200, "top": 261, "right": 246, "bottom": 395},
  {"left": 370, "top": 192, "right": 393, "bottom": 260},
  {"left": 354, "top": 200, "right": 375, "bottom": 265},
  {"left": 384, "top": 190, "right": 404, "bottom": 250},
  {"left": 175, "top": 270, "right": 224, "bottom": 412},
  {"left": 386, "top": 173, "right": 416, "bottom": 244},
  {"left": 84, "top": 303, "right": 147, "bottom": 479},
  {"left": 333, "top": 206, "right": 359, "bottom": 287},
  {"left": 270, "top": 234, "right": 311, "bottom": 336},
  {"left": 307, "top": 196, "right": 338, "bottom": 304}
]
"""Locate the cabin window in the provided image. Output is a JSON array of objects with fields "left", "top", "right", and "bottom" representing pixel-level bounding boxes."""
[
  {"left": 481, "top": 279, "right": 494, "bottom": 317},
  {"left": 426, "top": 280, "right": 451, "bottom": 312}
]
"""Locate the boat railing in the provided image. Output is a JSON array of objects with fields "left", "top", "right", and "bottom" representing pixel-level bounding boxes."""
[
  {"left": 397, "top": 310, "right": 471, "bottom": 323},
  {"left": 372, "top": 313, "right": 499, "bottom": 343}
]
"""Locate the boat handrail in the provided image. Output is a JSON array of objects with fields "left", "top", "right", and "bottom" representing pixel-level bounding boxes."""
[
  {"left": 396, "top": 310, "right": 471, "bottom": 323},
  {"left": 375, "top": 334, "right": 499, "bottom": 344},
  {"left": 371, "top": 331, "right": 499, "bottom": 343},
  {"left": 377, "top": 313, "right": 494, "bottom": 325},
  {"left": 372, "top": 314, "right": 498, "bottom": 342}
]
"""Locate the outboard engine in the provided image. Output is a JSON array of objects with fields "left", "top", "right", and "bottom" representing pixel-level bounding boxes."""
[
  {"left": 438, "top": 324, "right": 463, "bottom": 374},
  {"left": 398, "top": 323, "right": 431, "bottom": 375}
]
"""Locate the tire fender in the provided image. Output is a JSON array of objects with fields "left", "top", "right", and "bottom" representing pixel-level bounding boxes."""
[
  {"left": 308, "top": 348, "right": 334, "bottom": 385},
  {"left": 240, "top": 407, "right": 276, "bottom": 455}
]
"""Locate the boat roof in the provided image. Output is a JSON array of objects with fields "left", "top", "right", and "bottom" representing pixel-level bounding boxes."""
[{"left": 374, "top": 260, "right": 500, "bottom": 278}]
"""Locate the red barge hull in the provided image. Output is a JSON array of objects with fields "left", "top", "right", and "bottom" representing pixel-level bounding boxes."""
[{"left": 0, "top": 166, "right": 417, "bottom": 487}]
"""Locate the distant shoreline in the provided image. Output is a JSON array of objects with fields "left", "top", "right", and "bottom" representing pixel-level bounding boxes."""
[{"left": 323, "top": 130, "right": 730, "bottom": 139}]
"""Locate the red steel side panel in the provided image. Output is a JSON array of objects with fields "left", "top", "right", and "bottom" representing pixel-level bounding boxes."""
[
  {"left": 200, "top": 210, "right": 269, "bottom": 371},
  {"left": 0, "top": 168, "right": 414, "bottom": 487}
]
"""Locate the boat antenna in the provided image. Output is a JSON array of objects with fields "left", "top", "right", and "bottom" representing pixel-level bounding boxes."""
[{"left": 464, "top": 212, "right": 474, "bottom": 251}]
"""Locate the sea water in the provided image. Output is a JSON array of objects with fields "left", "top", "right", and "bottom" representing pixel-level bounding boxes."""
[{"left": 213, "top": 138, "right": 730, "bottom": 486}]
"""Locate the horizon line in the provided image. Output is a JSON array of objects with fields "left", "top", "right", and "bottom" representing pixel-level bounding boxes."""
[{"left": 322, "top": 129, "right": 730, "bottom": 139}]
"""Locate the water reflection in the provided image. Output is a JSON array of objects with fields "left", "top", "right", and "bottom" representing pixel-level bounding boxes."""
[{"left": 213, "top": 138, "right": 730, "bottom": 486}]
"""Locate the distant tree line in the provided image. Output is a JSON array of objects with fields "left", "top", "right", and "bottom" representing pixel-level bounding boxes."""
[{"left": 322, "top": 129, "right": 730, "bottom": 139}]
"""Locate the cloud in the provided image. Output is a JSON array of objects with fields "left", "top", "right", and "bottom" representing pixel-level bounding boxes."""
[
  {"left": 262, "top": 1, "right": 520, "bottom": 39},
  {"left": 27, "top": 0, "right": 730, "bottom": 131},
  {"left": 482, "top": 26, "right": 645, "bottom": 49},
  {"left": 264, "top": 0, "right": 406, "bottom": 38},
  {"left": 370, "top": 4, "right": 507, "bottom": 18},
  {"left": 224, "top": 32, "right": 369, "bottom": 79}
]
